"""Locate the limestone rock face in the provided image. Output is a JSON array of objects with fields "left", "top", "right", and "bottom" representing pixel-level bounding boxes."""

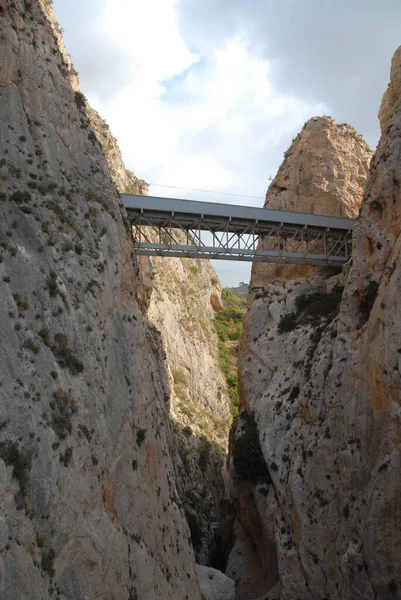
[
  {"left": 146, "top": 257, "right": 231, "bottom": 564},
  {"left": 266, "top": 116, "right": 371, "bottom": 217},
  {"left": 196, "top": 565, "right": 235, "bottom": 600},
  {"left": 378, "top": 45, "right": 401, "bottom": 131},
  {"left": 86, "top": 92, "right": 231, "bottom": 564},
  {"left": 226, "top": 53, "right": 401, "bottom": 598},
  {"left": 253, "top": 116, "right": 372, "bottom": 284},
  {"left": 0, "top": 2, "right": 201, "bottom": 599},
  {"left": 148, "top": 259, "right": 229, "bottom": 435}
]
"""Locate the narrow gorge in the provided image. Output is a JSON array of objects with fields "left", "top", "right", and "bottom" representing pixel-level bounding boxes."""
[{"left": 0, "top": 2, "right": 400, "bottom": 600}]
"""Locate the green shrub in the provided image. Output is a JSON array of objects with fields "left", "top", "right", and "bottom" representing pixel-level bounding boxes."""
[
  {"left": 37, "top": 181, "right": 57, "bottom": 196},
  {"left": 9, "top": 191, "right": 31, "bottom": 204},
  {"left": 217, "top": 342, "right": 239, "bottom": 417},
  {"left": 39, "top": 327, "right": 50, "bottom": 346},
  {"left": 218, "top": 342, "right": 229, "bottom": 372},
  {"left": 59, "top": 447, "right": 73, "bottom": 467},
  {"left": 0, "top": 442, "right": 31, "bottom": 496},
  {"left": 51, "top": 333, "right": 83, "bottom": 374},
  {"left": 45, "top": 199, "right": 70, "bottom": 224},
  {"left": 78, "top": 423, "right": 92, "bottom": 441},
  {"left": 41, "top": 548, "right": 56, "bottom": 576},
  {"left": 213, "top": 288, "right": 246, "bottom": 416},
  {"left": 233, "top": 412, "right": 271, "bottom": 485},
  {"left": 228, "top": 322, "right": 243, "bottom": 340},
  {"left": 189, "top": 265, "right": 201, "bottom": 275},
  {"left": 24, "top": 338, "right": 40, "bottom": 354},
  {"left": 50, "top": 390, "right": 77, "bottom": 439},
  {"left": 172, "top": 369, "right": 187, "bottom": 386},
  {"left": 13, "top": 293, "right": 29, "bottom": 317},
  {"left": 46, "top": 271, "right": 58, "bottom": 297},
  {"left": 214, "top": 291, "right": 245, "bottom": 341},
  {"left": 74, "top": 91, "right": 86, "bottom": 110},
  {"left": 198, "top": 437, "right": 212, "bottom": 472}
]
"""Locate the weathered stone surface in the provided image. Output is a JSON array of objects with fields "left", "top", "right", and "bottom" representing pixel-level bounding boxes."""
[
  {"left": 253, "top": 116, "right": 372, "bottom": 285},
  {"left": 87, "top": 99, "right": 231, "bottom": 564},
  {"left": 224, "top": 518, "right": 276, "bottom": 600},
  {"left": 0, "top": 2, "right": 201, "bottom": 599},
  {"left": 148, "top": 259, "right": 230, "bottom": 437},
  {"left": 378, "top": 45, "right": 401, "bottom": 131},
  {"left": 225, "top": 50, "right": 401, "bottom": 598},
  {"left": 210, "top": 289, "right": 224, "bottom": 312},
  {"left": 146, "top": 256, "right": 231, "bottom": 563},
  {"left": 196, "top": 564, "right": 235, "bottom": 600}
]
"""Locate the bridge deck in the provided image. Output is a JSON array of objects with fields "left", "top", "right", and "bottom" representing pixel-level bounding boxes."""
[{"left": 122, "top": 194, "right": 355, "bottom": 265}]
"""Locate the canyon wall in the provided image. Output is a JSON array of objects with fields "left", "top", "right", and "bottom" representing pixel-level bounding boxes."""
[
  {"left": 252, "top": 116, "right": 372, "bottom": 284},
  {"left": 0, "top": 1, "right": 203, "bottom": 598},
  {"left": 86, "top": 87, "right": 232, "bottom": 565},
  {"left": 147, "top": 256, "right": 231, "bottom": 564},
  {"left": 226, "top": 90, "right": 401, "bottom": 598}
]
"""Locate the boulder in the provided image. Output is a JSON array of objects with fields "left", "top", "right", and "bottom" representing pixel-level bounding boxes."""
[{"left": 196, "top": 565, "right": 235, "bottom": 600}]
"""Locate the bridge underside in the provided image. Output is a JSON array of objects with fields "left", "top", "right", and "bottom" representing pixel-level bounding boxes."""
[{"left": 122, "top": 194, "right": 354, "bottom": 265}]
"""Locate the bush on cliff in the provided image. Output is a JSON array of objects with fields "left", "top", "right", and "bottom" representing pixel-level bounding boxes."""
[
  {"left": 278, "top": 286, "right": 344, "bottom": 333},
  {"left": 233, "top": 411, "right": 271, "bottom": 485}
]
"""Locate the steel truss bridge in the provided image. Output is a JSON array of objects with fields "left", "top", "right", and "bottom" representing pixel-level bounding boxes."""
[{"left": 122, "top": 194, "right": 355, "bottom": 266}]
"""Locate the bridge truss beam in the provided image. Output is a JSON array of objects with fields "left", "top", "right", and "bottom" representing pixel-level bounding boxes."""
[{"left": 123, "top": 195, "right": 354, "bottom": 265}]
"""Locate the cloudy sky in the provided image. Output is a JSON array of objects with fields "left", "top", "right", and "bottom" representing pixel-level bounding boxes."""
[{"left": 53, "top": 0, "right": 400, "bottom": 286}]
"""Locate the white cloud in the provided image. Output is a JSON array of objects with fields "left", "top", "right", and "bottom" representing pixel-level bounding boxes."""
[
  {"left": 153, "top": 156, "right": 233, "bottom": 191},
  {"left": 87, "top": 0, "right": 198, "bottom": 173},
  {"left": 90, "top": 24, "right": 325, "bottom": 196},
  {"left": 103, "top": 0, "right": 197, "bottom": 84},
  {"left": 173, "top": 39, "right": 323, "bottom": 141}
]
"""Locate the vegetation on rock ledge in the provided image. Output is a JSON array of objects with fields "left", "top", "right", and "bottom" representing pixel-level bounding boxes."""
[
  {"left": 214, "top": 288, "right": 246, "bottom": 417},
  {"left": 278, "top": 286, "right": 344, "bottom": 333}
]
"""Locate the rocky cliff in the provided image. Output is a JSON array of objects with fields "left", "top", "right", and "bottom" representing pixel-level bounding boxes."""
[
  {"left": 0, "top": 1, "right": 202, "bottom": 598},
  {"left": 147, "top": 257, "right": 231, "bottom": 564},
  {"left": 225, "top": 81, "right": 401, "bottom": 598},
  {"left": 84, "top": 92, "right": 232, "bottom": 565},
  {"left": 253, "top": 116, "right": 372, "bottom": 284}
]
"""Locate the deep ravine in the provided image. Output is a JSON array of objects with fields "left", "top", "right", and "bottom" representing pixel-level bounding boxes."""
[{"left": 1, "top": 2, "right": 401, "bottom": 600}]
